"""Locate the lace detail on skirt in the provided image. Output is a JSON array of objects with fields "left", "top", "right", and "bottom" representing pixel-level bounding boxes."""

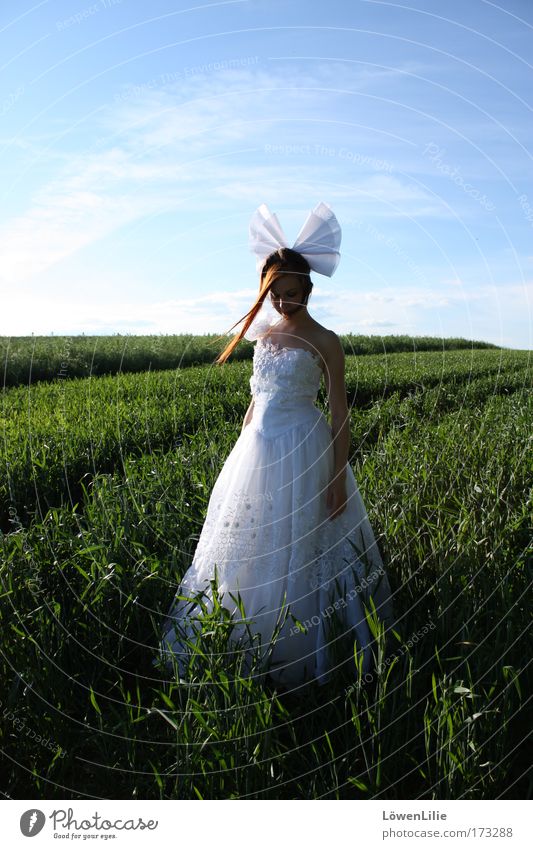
[{"left": 182, "top": 478, "right": 386, "bottom": 597}]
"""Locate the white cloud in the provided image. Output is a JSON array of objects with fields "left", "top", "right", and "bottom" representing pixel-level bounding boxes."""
[
  {"left": 1, "top": 62, "right": 455, "bottom": 286},
  {"left": 358, "top": 318, "right": 397, "bottom": 327},
  {"left": 3, "top": 280, "right": 530, "bottom": 346}
]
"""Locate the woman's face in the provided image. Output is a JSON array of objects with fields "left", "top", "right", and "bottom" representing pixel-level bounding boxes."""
[{"left": 269, "top": 274, "right": 306, "bottom": 317}]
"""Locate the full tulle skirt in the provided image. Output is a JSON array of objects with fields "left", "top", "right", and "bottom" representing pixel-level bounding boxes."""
[{"left": 156, "top": 405, "right": 394, "bottom": 687}]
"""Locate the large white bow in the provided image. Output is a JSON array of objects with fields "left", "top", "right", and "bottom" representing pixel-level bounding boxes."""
[
  {"left": 249, "top": 201, "right": 342, "bottom": 278},
  {"left": 243, "top": 201, "right": 342, "bottom": 341}
]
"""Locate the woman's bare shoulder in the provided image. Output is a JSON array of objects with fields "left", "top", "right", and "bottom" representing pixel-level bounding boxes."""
[
  {"left": 302, "top": 326, "right": 342, "bottom": 373},
  {"left": 263, "top": 321, "right": 338, "bottom": 360},
  {"left": 313, "top": 325, "right": 342, "bottom": 352}
]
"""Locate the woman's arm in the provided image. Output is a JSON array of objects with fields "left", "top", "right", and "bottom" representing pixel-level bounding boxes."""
[
  {"left": 241, "top": 397, "right": 255, "bottom": 432},
  {"left": 322, "top": 332, "right": 350, "bottom": 519}
]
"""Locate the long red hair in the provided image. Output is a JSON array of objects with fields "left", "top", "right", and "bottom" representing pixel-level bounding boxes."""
[{"left": 212, "top": 248, "right": 313, "bottom": 365}]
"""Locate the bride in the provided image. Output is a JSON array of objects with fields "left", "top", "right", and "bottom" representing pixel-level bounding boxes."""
[{"left": 155, "top": 202, "right": 395, "bottom": 689}]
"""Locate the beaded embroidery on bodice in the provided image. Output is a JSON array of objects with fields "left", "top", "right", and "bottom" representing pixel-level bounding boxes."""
[{"left": 249, "top": 336, "right": 323, "bottom": 407}]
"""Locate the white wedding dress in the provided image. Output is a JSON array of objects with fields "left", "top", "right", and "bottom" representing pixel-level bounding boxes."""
[{"left": 156, "top": 335, "right": 394, "bottom": 687}]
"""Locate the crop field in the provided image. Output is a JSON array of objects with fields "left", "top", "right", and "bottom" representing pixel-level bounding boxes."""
[{"left": 0, "top": 334, "right": 531, "bottom": 800}]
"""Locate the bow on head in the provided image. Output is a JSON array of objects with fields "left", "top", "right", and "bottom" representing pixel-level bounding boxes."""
[{"left": 249, "top": 201, "right": 342, "bottom": 278}]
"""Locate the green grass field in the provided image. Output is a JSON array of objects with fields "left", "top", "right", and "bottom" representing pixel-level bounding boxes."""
[{"left": 1, "top": 334, "right": 531, "bottom": 799}]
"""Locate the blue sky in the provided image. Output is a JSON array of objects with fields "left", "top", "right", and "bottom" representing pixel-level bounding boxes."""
[{"left": 1, "top": 0, "right": 532, "bottom": 349}]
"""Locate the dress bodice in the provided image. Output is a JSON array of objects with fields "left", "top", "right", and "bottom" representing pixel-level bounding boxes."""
[{"left": 248, "top": 337, "right": 325, "bottom": 438}]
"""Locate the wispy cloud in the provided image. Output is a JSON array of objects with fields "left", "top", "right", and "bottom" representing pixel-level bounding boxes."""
[{"left": 0, "top": 63, "right": 452, "bottom": 285}]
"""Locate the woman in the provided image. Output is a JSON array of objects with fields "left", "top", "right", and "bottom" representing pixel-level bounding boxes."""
[{"left": 155, "top": 202, "right": 394, "bottom": 689}]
